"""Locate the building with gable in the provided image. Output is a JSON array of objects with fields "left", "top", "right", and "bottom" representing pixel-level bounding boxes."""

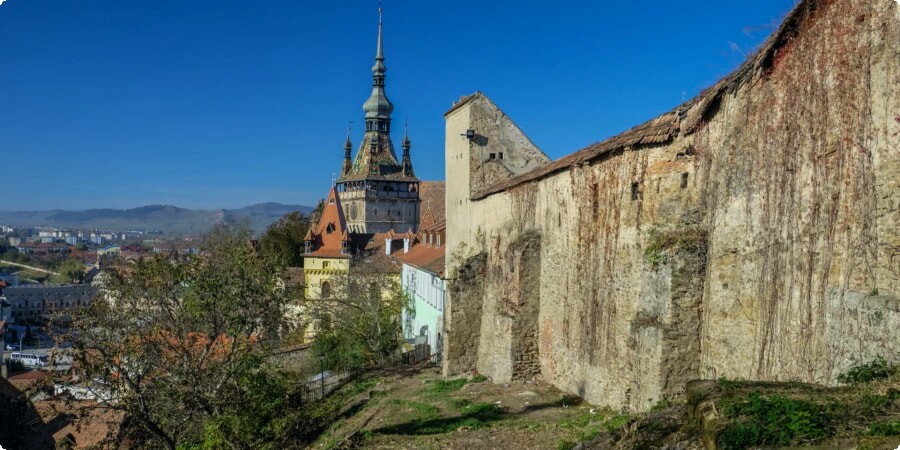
[{"left": 302, "top": 187, "right": 351, "bottom": 300}]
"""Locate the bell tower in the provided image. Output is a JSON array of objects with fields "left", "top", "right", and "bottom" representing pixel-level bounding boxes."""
[{"left": 336, "top": 4, "right": 420, "bottom": 235}]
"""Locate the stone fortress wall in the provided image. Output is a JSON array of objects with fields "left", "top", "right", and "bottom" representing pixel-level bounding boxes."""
[{"left": 443, "top": 0, "right": 900, "bottom": 412}]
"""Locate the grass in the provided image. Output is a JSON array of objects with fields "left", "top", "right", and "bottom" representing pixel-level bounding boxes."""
[
  {"left": 375, "top": 402, "right": 505, "bottom": 435},
  {"left": 388, "top": 399, "right": 440, "bottom": 417},
  {"left": 423, "top": 375, "right": 486, "bottom": 395}
]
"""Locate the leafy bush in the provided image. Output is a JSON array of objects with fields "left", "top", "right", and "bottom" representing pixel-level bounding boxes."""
[
  {"left": 868, "top": 420, "right": 900, "bottom": 436},
  {"left": 717, "top": 392, "right": 829, "bottom": 449},
  {"left": 837, "top": 356, "right": 893, "bottom": 385}
]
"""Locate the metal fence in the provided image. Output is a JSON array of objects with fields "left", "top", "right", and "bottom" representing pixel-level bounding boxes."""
[{"left": 301, "top": 371, "right": 352, "bottom": 403}]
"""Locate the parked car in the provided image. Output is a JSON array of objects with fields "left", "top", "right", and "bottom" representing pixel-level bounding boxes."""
[{"left": 6, "top": 343, "right": 20, "bottom": 351}]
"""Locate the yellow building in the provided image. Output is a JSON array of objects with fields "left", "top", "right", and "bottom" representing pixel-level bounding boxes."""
[{"left": 302, "top": 187, "right": 351, "bottom": 300}]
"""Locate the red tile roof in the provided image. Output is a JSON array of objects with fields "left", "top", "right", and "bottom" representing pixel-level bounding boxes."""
[
  {"left": 303, "top": 187, "right": 351, "bottom": 259},
  {"left": 397, "top": 244, "right": 445, "bottom": 276}
]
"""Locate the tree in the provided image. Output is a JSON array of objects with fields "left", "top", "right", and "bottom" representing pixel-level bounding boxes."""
[
  {"left": 311, "top": 258, "right": 411, "bottom": 371},
  {"left": 65, "top": 224, "right": 295, "bottom": 449},
  {"left": 53, "top": 257, "right": 86, "bottom": 284},
  {"left": 259, "top": 211, "right": 310, "bottom": 267}
]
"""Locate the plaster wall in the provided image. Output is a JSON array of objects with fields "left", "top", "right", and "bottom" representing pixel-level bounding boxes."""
[{"left": 444, "top": 0, "right": 900, "bottom": 411}]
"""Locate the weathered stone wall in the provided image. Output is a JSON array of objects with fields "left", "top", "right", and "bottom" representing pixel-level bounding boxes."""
[
  {"left": 444, "top": 0, "right": 900, "bottom": 411},
  {"left": 476, "top": 231, "right": 542, "bottom": 382},
  {"left": 443, "top": 252, "right": 486, "bottom": 375}
]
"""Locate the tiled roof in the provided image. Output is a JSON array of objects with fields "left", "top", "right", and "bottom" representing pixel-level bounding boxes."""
[
  {"left": 339, "top": 131, "right": 419, "bottom": 183},
  {"left": 397, "top": 244, "right": 445, "bottom": 277},
  {"left": 418, "top": 181, "right": 445, "bottom": 224},
  {"left": 35, "top": 400, "right": 125, "bottom": 449},
  {"left": 303, "top": 187, "right": 351, "bottom": 258},
  {"left": 9, "top": 369, "right": 51, "bottom": 392}
]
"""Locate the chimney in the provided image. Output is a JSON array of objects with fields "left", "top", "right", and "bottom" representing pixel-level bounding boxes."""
[
  {"left": 385, "top": 238, "right": 392, "bottom": 255},
  {"left": 403, "top": 238, "right": 410, "bottom": 254}
]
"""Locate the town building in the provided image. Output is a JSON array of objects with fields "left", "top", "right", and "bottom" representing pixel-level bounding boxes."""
[
  {"left": 3, "top": 284, "right": 94, "bottom": 322},
  {"left": 301, "top": 187, "right": 352, "bottom": 300},
  {"left": 397, "top": 215, "right": 446, "bottom": 360}
]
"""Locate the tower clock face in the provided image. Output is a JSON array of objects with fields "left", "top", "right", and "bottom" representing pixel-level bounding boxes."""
[{"left": 349, "top": 203, "right": 358, "bottom": 220}]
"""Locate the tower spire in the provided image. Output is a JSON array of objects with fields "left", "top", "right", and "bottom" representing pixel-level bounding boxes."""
[
  {"left": 376, "top": 1, "right": 384, "bottom": 61},
  {"left": 362, "top": 0, "right": 393, "bottom": 133},
  {"left": 401, "top": 120, "right": 415, "bottom": 178},
  {"left": 341, "top": 122, "right": 353, "bottom": 176}
]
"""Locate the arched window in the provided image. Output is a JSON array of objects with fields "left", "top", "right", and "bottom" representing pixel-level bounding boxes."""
[{"left": 321, "top": 281, "right": 332, "bottom": 299}]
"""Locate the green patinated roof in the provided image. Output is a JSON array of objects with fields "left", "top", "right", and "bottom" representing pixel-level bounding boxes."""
[{"left": 339, "top": 131, "right": 418, "bottom": 183}]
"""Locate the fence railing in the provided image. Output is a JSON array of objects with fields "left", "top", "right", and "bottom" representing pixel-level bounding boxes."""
[{"left": 301, "top": 371, "right": 352, "bottom": 403}]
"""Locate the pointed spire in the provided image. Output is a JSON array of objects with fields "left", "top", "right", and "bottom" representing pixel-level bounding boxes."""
[
  {"left": 341, "top": 123, "right": 353, "bottom": 176},
  {"left": 362, "top": 1, "right": 393, "bottom": 132},
  {"left": 402, "top": 121, "right": 411, "bottom": 152},
  {"left": 401, "top": 120, "right": 415, "bottom": 177},
  {"left": 375, "top": 2, "right": 384, "bottom": 62}
]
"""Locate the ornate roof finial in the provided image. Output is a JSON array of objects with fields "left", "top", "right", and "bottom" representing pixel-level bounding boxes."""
[
  {"left": 344, "top": 122, "right": 353, "bottom": 151},
  {"left": 402, "top": 120, "right": 411, "bottom": 151},
  {"left": 376, "top": 0, "right": 384, "bottom": 62}
]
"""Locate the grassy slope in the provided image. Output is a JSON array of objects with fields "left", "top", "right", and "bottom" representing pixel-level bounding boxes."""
[{"left": 296, "top": 361, "right": 900, "bottom": 450}]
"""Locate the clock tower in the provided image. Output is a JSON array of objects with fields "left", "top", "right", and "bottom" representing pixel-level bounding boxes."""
[{"left": 336, "top": 5, "right": 420, "bottom": 235}]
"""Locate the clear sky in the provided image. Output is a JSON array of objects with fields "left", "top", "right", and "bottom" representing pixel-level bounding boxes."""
[{"left": 0, "top": 0, "right": 798, "bottom": 211}]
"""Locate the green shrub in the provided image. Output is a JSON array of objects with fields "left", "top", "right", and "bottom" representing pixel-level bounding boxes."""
[
  {"left": 868, "top": 420, "right": 900, "bottom": 436},
  {"left": 717, "top": 392, "right": 829, "bottom": 449},
  {"left": 837, "top": 356, "right": 893, "bottom": 385}
]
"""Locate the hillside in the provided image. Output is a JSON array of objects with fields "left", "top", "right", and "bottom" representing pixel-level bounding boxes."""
[
  {"left": 0, "top": 203, "right": 313, "bottom": 235},
  {"left": 304, "top": 361, "right": 900, "bottom": 450}
]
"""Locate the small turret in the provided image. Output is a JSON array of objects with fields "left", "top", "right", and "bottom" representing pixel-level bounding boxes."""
[
  {"left": 341, "top": 124, "right": 353, "bottom": 176},
  {"left": 401, "top": 122, "right": 415, "bottom": 177}
]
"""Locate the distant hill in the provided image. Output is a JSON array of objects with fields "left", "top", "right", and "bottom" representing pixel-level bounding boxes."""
[{"left": 0, "top": 203, "right": 313, "bottom": 235}]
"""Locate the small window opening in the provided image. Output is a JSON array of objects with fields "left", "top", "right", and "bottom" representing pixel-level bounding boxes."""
[
  {"left": 488, "top": 153, "right": 496, "bottom": 160},
  {"left": 681, "top": 173, "right": 689, "bottom": 189},
  {"left": 631, "top": 182, "right": 640, "bottom": 201},
  {"left": 498, "top": 152, "right": 504, "bottom": 159}
]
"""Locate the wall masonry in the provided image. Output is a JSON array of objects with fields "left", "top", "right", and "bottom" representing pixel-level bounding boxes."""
[{"left": 443, "top": 0, "right": 900, "bottom": 411}]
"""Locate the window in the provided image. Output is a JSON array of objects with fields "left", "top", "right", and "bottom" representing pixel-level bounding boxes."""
[
  {"left": 322, "top": 261, "right": 330, "bottom": 269},
  {"left": 631, "top": 182, "right": 640, "bottom": 200},
  {"left": 681, "top": 172, "right": 689, "bottom": 189},
  {"left": 321, "top": 281, "right": 332, "bottom": 299},
  {"left": 326, "top": 223, "right": 335, "bottom": 234}
]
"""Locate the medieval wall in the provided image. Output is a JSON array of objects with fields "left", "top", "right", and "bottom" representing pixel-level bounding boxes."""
[{"left": 444, "top": 0, "right": 900, "bottom": 411}]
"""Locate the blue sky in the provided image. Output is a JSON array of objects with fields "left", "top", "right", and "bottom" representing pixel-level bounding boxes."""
[{"left": 0, "top": 0, "right": 798, "bottom": 211}]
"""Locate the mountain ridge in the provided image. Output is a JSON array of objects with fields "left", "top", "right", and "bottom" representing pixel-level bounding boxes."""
[{"left": 0, "top": 203, "right": 313, "bottom": 235}]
